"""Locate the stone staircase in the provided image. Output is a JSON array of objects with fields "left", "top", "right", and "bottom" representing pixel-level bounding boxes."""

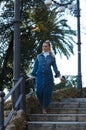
[{"left": 27, "top": 98, "right": 86, "bottom": 130}]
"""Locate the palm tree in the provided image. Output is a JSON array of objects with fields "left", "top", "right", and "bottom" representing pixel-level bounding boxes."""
[{"left": 24, "top": 1, "right": 76, "bottom": 59}]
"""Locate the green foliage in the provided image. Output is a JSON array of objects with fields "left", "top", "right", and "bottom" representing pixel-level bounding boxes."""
[{"left": 54, "top": 75, "right": 77, "bottom": 91}]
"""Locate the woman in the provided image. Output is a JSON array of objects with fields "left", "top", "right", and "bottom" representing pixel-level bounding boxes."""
[{"left": 28, "top": 40, "right": 65, "bottom": 114}]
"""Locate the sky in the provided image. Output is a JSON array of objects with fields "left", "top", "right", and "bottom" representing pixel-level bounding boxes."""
[{"left": 54, "top": 0, "right": 86, "bottom": 87}]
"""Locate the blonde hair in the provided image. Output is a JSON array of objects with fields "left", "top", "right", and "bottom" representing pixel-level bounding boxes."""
[
  {"left": 44, "top": 40, "right": 55, "bottom": 57},
  {"left": 44, "top": 40, "right": 51, "bottom": 47}
]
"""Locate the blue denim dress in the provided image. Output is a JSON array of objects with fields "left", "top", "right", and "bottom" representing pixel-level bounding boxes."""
[{"left": 30, "top": 52, "right": 60, "bottom": 108}]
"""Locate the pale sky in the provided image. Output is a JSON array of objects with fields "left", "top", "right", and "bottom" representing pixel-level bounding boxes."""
[{"left": 54, "top": 0, "right": 86, "bottom": 87}]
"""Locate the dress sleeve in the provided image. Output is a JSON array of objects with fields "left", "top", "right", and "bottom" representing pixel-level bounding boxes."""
[
  {"left": 52, "top": 57, "right": 61, "bottom": 77},
  {"left": 30, "top": 57, "right": 39, "bottom": 77}
]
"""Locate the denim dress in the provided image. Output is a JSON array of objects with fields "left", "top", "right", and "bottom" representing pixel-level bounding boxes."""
[{"left": 30, "top": 52, "right": 60, "bottom": 108}]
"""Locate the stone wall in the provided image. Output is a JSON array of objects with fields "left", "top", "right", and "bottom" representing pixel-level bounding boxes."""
[{"left": 5, "top": 110, "right": 27, "bottom": 130}]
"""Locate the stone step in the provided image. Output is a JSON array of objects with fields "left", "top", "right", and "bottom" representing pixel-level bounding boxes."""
[
  {"left": 27, "top": 121, "right": 86, "bottom": 130},
  {"left": 48, "top": 108, "right": 86, "bottom": 114},
  {"left": 28, "top": 114, "right": 86, "bottom": 122},
  {"left": 60, "top": 98, "right": 86, "bottom": 102},
  {"left": 27, "top": 98, "right": 86, "bottom": 130},
  {"left": 49, "top": 102, "right": 86, "bottom": 108}
]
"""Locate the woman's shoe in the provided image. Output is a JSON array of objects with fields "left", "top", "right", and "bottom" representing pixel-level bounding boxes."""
[{"left": 42, "top": 108, "right": 47, "bottom": 114}]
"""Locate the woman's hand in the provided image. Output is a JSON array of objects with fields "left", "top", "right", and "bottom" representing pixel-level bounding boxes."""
[
  {"left": 26, "top": 77, "right": 33, "bottom": 81},
  {"left": 26, "top": 75, "right": 35, "bottom": 81},
  {"left": 60, "top": 76, "right": 66, "bottom": 83}
]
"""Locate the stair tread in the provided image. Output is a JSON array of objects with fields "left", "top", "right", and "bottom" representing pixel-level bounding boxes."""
[
  {"left": 28, "top": 113, "right": 86, "bottom": 116},
  {"left": 50, "top": 102, "right": 86, "bottom": 105},
  {"left": 49, "top": 107, "right": 86, "bottom": 109},
  {"left": 50, "top": 101, "right": 86, "bottom": 104},
  {"left": 61, "top": 98, "right": 86, "bottom": 101},
  {"left": 27, "top": 121, "right": 86, "bottom": 124}
]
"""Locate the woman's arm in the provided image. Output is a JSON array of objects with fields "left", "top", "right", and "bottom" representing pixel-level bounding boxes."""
[
  {"left": 52, "top": 57, "right": 66, "bottom": 83},
  {"left": 30, "top": 58, "right": 39, "bottom": 77},
  {"left": 52, "top": 57, "right": 61, "bottom": 77}
]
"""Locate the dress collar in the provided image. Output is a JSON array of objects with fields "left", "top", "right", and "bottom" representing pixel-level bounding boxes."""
[{"left": 42, "top": 51, "right": 50, "bottom": 57}]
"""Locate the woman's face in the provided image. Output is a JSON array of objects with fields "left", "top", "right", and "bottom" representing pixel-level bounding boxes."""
[{"left": 42, "top": 43, "right": 50, "bottom": 52}]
